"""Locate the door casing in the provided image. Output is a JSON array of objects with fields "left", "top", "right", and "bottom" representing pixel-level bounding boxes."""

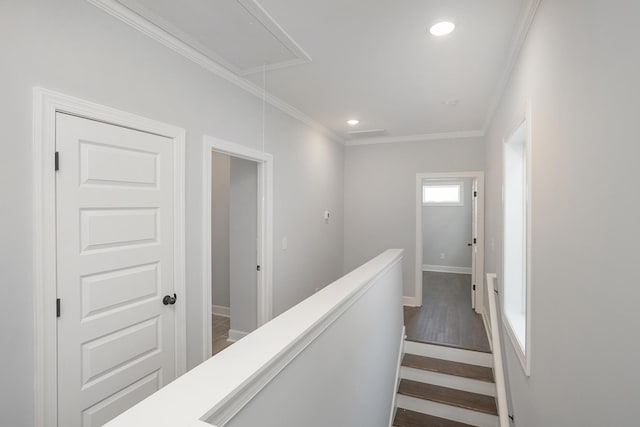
[
  {"left": 201, "top": 135, "right": 273, "bottom": 360},
  {"left": 33, "top": 88, "right": 187, "bottom": 427}
]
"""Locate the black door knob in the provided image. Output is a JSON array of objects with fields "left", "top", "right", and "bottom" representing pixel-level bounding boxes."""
[{"left": 162, "top": 293, "right": 177, "bottom": 305}]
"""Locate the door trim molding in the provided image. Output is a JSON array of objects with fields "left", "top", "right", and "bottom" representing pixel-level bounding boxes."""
[
  {"left": 415, "top": 171, "right": 485, "bottom": 313},
  {"left": 202, "top": 135, "right": 274, "bottom": 360},
  {"left": 33, "top": 87, "right": 187, "bottom": 427}
]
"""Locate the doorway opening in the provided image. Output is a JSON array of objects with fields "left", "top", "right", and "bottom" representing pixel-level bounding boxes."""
[
  {"left": 422, "top": 178, "right": 475, "bottom": 301},
  {"left": 202, "top": 136, "right": 273, "bottom": 360},
  {"left": 211, "top": 152, "right": 258, "bottom": 355},
  {"left": 410, "top": 171, "right": 486, "bottom": 350}
]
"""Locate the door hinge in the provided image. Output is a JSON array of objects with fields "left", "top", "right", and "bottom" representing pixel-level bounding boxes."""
[
  {"left": 56, "top": 298, "right": 61, "bottom": 317},
  {"left": 473, "top": 190, "right": 477, "bottom": 197},
  {"left": 473, "top": 284, "right": 476, "bottom": 291},
  {"left": 256, "top": 265, "right": 261, "bottom": 272},
  {"left": 55, "top": 152, "right": 59, "bottom": 171}
]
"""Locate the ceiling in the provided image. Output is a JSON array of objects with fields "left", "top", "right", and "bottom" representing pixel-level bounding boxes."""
[{"left": 98, "top": 0, "right": 527, "bottom": 143}]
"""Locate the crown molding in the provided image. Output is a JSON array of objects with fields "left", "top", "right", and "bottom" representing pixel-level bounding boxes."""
[
  {"left": 345, "top": 130, "right": 485, "bottom": 147},
  {"left": 87, "top": 0, "right": 342, "bottom": 143},
  {"left": 482, "top": 0, "right": 542, "bottom": 134},
  {"left": 236, "top": 0, "right": 311, "bottom": 64}
]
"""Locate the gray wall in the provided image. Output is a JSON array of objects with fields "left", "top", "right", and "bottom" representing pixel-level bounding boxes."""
[
  {"left": 484, "top": 1, "right": 640, "bottom": 425},
  {"left": 0, "top": 1, "right": 344, "bottom": 425},
  {"left": 211, "top": 152, "right": 230, "bottom": 308},
  {"left": 422, "top": 178, "right": 473, "bottom": 268},
  {"left": 229, "top": 157, "right": 258, "bottom": 335},
  {"left": 344, "top": 139, "right": 484, "bottom": 297}
]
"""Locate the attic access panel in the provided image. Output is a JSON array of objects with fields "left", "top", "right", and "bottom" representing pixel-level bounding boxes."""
[{"left": 115, "top": 0, "right": 311, "bottom": 75}]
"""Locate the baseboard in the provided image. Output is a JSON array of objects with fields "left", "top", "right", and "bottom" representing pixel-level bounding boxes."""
[
  {"left": 227, "top": 329, "right": 248, "bottom": 343},
  {"left": 388, "top": 326, "right": 405, "bottom": 427},
  {"left": 403, "top": 296, "right": 421, "bottom": 307},
  {"left": 212, "top": 304, "right": 230, "bottom": 318},
  {"left": 422, "top": 264, "right": 472, "bottom": 274}
]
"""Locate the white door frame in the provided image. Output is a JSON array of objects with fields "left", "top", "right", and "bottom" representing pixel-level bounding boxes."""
[
  {"left": 33, "top": 88, "right": 187, "bottom": 427},
  {"left": 414, "top": 171, "right": 485, "bottom": 313},
  {"left": 201, "top": 135, "right": 273, "bottom": 359}
]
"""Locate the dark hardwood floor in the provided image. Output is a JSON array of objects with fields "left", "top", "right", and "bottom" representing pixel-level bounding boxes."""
[
  {"left": 404, "top": 271, "right": 491, "bottom": 353},
  {"left": 398, "top": 379, "right": 498, "bottom": 415},
  {"left": 394, "top": 408, "right": 474, "bottom": 427},
  {"left": 212, "top": 314, "right": 233, "bottom": 355}
]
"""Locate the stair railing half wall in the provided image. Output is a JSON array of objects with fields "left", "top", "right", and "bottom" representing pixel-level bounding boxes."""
[
  {"left": 487, "top": 273, "right": 510, "bottom": 427},
  {"left": 107, "top": 249, "right": 405, "bottom": 427}
]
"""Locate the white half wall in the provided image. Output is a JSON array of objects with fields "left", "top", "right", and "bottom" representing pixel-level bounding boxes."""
[
  {"left": 0, "top": 1, "right": 344, "bottom": 425},
  {"left": 344, "top": 138, "right": 484, "bottom": 298},
  {"left": 484, "top": 1, "right": 640, "bottom": 425}
]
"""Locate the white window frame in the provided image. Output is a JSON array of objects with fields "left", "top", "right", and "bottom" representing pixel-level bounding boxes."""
[
  {"left": 422, "top": 180, "right": 464, "bottom": 206},
  {"left": 501, "top": 100, "right": 532, "bottom": 376}
]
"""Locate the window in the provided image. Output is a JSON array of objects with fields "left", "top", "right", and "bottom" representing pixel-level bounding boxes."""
[
  {"left": 422, "top": 181, "right": 464, "bottom": 206},
  {"left": 503, "top": 116, "right": 531, "bottom": 376}
]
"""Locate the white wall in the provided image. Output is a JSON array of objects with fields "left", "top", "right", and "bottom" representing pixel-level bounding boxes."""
[
  {"left": 484, "top": 1, "right": 640, "bottom": 425},
  {"left": 344, "top": 138, "right": 484, "bottom": 297},
  {"left": 229, "top": 157, "right": 258, "bottom": 335},
  {"left": 269, "top": 113, "right": 345, "bottom": 314},
  {"left": 0, "top": 1, "right": 344, "bottom": 425},
  {"left": 422, "top": 178, "right": 473, "bottom": 269},
  {"left": 211, "top": 152, "right": 231, "bottom": 308}
]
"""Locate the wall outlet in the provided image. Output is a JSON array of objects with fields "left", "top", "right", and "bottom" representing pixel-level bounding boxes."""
[{"left": 440, "top": 253, "right": 445, "bottom": 260}]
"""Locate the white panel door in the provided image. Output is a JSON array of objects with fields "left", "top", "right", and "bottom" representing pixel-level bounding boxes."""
[{"left": 56, "top": 113, "right": 177, "bottom": 427}]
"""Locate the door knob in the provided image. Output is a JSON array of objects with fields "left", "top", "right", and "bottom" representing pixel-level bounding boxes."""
[{"left": 162, "top": 293, "right": 177, "bottom": 305}]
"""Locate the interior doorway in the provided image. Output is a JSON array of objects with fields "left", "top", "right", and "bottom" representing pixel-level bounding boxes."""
[
  {"left": 210, "top": 152, "right": 259, "bottom": 355},
  {"left": 414, "top": 172, "right": 485, "bottom": 314},
  {"left": 33, "top": 88, "right": 186, "bottom": 427},
  {"left": 202, "top": 136, "right": 273, "bottom": 360}
]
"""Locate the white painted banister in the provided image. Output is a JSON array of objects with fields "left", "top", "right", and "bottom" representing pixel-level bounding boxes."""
[
  {"left": 486, "top": 273, "right": 510, "bottom": 427},
  {"left": 107, "top": 249, "right": 404, "bottom": 427}
]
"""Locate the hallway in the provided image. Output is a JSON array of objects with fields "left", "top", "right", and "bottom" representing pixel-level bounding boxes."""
[{"left": 404, "top": 272, "right": 490, "bottom": 353}]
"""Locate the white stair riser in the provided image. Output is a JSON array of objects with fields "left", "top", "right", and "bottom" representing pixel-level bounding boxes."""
[
  {"left": 396, "top": 394, "right": 499, "bottom": 427},
  {"left": 404, "top": 341, "right": 493, "bottom": 367},
  {"left": 401, "top": 366, "right": 496, "bottom": 397}
]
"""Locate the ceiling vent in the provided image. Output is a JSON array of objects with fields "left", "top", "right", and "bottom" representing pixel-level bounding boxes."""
[{"left": 114, "top": 0, "right": 312, "bottom": 75}]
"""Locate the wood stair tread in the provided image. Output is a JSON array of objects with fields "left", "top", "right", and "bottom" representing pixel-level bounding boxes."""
[
  {"left": 402, "top": 354, "right": 494, "bottom": 383},
  {"left": 398, "top": 379, "right": 498, "bottom": 416},
  {"left": 393, "top": 408, "right": 475, "bottom": 427}
]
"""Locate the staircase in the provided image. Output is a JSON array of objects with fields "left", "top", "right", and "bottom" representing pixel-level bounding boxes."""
[{"left": 393, "top": 340, "right": 499, "bottom": 427}]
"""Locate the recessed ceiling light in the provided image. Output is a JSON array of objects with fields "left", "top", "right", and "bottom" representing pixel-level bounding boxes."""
[
  {"left": 430, "top": 21, "right": 455, "bottom": 36},
  {"left": 347, "top": 119, "right": 360, "bottom": 125}
]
